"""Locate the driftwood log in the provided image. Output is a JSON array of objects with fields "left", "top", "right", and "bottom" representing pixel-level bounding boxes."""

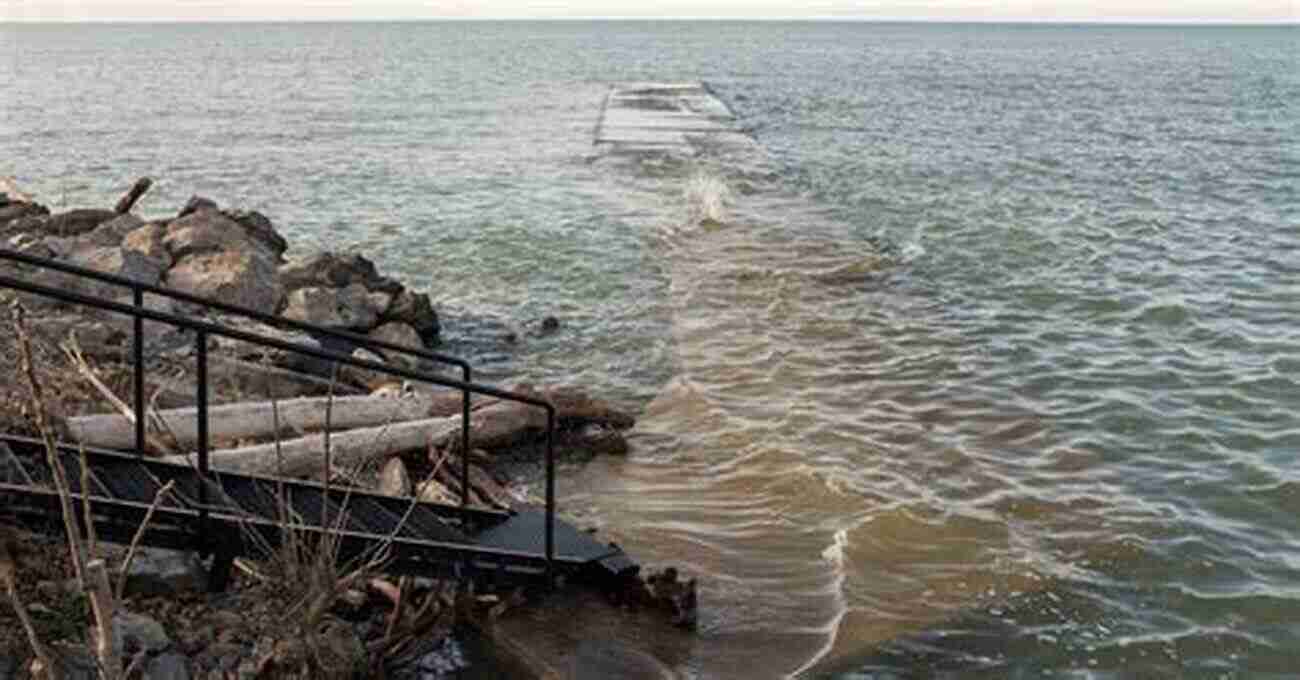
[
  {"left": 66, "top": 393, "right": 437, "bottom": 450},
  {"left": 436, "top": 385, "right": 635, "bottom": 453},
  {"left": 113, "top": 177, "right": 153, "bottom": 214},
  {"left": 158, "top": 415, "right": 458, "bottom": 477},
  {"left": 431, "top": 452, "right": 514, "bottom": 510},
  {"left": 156, "top": 386, "right": 635, "bottom": 478}
]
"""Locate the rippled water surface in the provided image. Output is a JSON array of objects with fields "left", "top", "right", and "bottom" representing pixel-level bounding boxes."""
[{"left": 3, "top": 21, "right": 1299, "bottom": 678}]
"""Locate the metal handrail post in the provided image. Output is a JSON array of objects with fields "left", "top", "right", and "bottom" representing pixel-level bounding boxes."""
[
  {"left": 133, "top": 286, "right": 145, "bottom": 457},
  {"left": 460, "top": 366, "right": 471, "bottom": 528},
  {"left": 195, "top": 329, "right": 210, "bottom": 551},
  {"left": 545, "top": 407, "right": 556, "bottom": 588}
]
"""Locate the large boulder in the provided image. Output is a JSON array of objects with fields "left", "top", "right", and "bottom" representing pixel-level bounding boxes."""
[
  {"left": 112, "top": 610, "right": 172, "bottom": 656},
  {"left": 32, "top": 246, "right": 168, "bottom": 302},
  {"left": 113, "top": 547, "right": 208, "bottom": 597},
  {"left": 177, "top": 195, "right": 218, "bottom": 218},
  {"left": 203, "top": 314, "right": 363, "bottom": 390},
  {"left": 44, "top": 208, "right": 118, "bottom": 237},
  {"left": 72, "top": 246, "right": 166, "bottom": 288},
  {"left": 163, "top": 208, "right": 289, "bottom": 269},
  {"left": 0, "top": 200, "right": 49, "bottom": 231},
  {"left": 164, "top": 210, "right": 262, "bottom": 261},
  {"left": 223, "top": 209, "right": 288, "bottom": 260},
  {"left": 121, "top": 222, "right": 171, "bottom": 264},
  {"left": 279, "top": 251, "right": 400, "bottom": 294},
  {"left": 6, "top": 232, "right": 56, "bottom": 260},
  {"left": 368, "top": 321, "right": 423, "bottom": 352},
  {"left": 281, "top": 283, "right": 378, "bottom": 329},
  {"left": 381, "top": 289, "right": 440, "bottom": 339},
  {"left": 367, "top": 321, "right": 425, "bottom": 373},
  {"left": 164, "top": 249, "right": 283, "bottom": 315},
  {"left": 82, "top": 213, "right": 146, "bottom": 247},
  {"left": 101, "top": 293, "right": 187, "bottom": 353}
]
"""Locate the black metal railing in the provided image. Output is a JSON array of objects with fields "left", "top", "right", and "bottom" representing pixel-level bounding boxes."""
[{"left": 0, "top": 249, "right": 560, "bottom": 581}]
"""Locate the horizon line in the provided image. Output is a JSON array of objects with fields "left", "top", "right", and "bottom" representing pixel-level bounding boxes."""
[{"left": 2, "top": 17, "right": 1296, "bottom": 26}]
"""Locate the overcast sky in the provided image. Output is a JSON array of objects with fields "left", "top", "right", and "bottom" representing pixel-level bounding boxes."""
[{"left": 2, "top": 1, "right": 1295, "bottom": 23}]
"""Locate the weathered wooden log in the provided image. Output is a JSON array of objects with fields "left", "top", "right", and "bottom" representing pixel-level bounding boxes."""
[
  {"left": 113, "top": 177, "right": 153, "bottom": 214},
  {"left": 428, "top": 452, "right": 512, "bottom": 510},
  {"left": 465, "top": 460, "right": 514, "bottom": 509},
  {"left": 543, "top": 386, "right": 636, "bottom": 429},
  {"left": 432, "top": 386, "right": 635, "bottom": 453},
  {"left": 424, "top": 384, "right": 634, "bottom": 426},
  {"left": 159, "top": 415, "right": 460, "bottom": 477},
  {"left": 66, "top": 393, "right": 436, "bottom": 451},
  {"left": 157, "top": 386, "right": 635, "bottom": 477}
]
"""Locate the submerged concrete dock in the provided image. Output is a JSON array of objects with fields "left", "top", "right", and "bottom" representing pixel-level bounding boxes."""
[{"left": 595, "top": 82, "right": 757, "bottom": 156}]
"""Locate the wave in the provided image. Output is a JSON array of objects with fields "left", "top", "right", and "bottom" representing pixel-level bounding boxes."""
[{"left": 684, "top": 169, "right": 733, "bottom": 226}]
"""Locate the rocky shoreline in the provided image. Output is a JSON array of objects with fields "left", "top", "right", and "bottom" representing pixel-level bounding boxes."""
[{"left": 0, "top": 177, "right": 694, "bottom": 680}]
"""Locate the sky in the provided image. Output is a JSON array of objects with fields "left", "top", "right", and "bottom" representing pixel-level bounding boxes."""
[{"left": 1, "top": 0, "right": 1296, "bottom": 23}]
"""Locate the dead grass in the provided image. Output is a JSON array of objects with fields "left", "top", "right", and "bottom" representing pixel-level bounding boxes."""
[{"left": 0, "top": 295, "right": 470, "bottom": 679}]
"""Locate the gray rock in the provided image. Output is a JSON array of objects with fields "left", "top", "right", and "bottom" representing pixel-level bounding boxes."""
[
  {"left": 368, "top": 321, "right": 425, "bottom": 367},
  {"left": 122, "top": 222, "right": 172, "bottom": 265},
  {"left": 83, "top": 213, "right": 146, "bottom": 247},
  {"left": 32, "top": 245, "right": 168, "bottom": 303},
  {"left": 72, "top": 246, "right": 167, "bottom": 288},
  {"left": 113, "top": 610, "right": 172, "bottom": 656},
  {"left": 178, "top": 195, "right": 218, "bottom": 218},
  {"left": 381, "top": 288, "right": 439, "bottom": 339},
  {"left": 144, "top": 653, "right": 191, "bottom": 680},
  {"left": 208, "top": 314, "right": 322, "bottom": 360},
  {"left": 0, "top": 201, "right": 49, "bottom": 229},
  {"left": 164, "top": 249, "right": 283, "bottom": 316},
  {"left": 28, "top": 315, "right": 126, "bottom": 353},
  {"left": 6, "top": 232, "right": 56, "bottom": 259},
  {"left": 222, "top": 209, "right": 287, "bottom": 260},
  {"left": 279, "top": 251, "right": 400, "bottom": 294},
  {"left": 203, "top": 314, "right": 360, "bottom": 388},
  {"left": 366, "top": 290, "right": 393, "bottom": 317},
  {"left": 282, "top": 283, "right": 377, "bottom": 330},
  {"left": 114, "top": 547, "right": 207, "bottom": 597},
  {"left": 99, "top": 293, "right": 191, "bottom": 354},
  {"left": 45, "top": 208, "right": 118, "bottom": 236},
  {"left": 163, "top": 211, "right": 259, "bottom": 261}
]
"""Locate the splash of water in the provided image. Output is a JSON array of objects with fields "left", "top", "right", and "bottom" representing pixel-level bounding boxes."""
[{"left": 684, "top": 169, "right": 733, "bottom": 226}]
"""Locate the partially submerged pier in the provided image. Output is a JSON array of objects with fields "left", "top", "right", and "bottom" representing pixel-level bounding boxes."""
[{"left": 595, "top": 82, "right": 758, "bottom": 156}]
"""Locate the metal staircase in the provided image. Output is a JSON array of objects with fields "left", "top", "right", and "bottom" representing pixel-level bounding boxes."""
[{"left": 0, "top": 249, "right": 636, "bottom": 592}]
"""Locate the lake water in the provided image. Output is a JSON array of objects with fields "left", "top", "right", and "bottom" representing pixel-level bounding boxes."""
[{"left": 3, "top": 20, "right": 1298, "bottom": 679}]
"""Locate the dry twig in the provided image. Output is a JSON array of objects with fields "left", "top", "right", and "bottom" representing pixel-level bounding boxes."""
[{"left": 114, "top": 479, "right": 176, "bottom": 601}]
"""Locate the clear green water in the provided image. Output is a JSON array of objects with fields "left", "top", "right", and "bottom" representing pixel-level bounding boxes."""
[{"left": 3, "top": 21, "right": 1298, "bottom": 678}]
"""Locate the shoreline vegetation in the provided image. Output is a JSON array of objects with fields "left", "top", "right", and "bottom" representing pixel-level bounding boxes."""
[{"left": 0, "top": 176, "right": 695, "bottom": 680}]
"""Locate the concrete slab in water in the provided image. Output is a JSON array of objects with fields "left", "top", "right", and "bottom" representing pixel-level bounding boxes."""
[{"left": 596, "top": 82, "right": 756, "bottom": 155}]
